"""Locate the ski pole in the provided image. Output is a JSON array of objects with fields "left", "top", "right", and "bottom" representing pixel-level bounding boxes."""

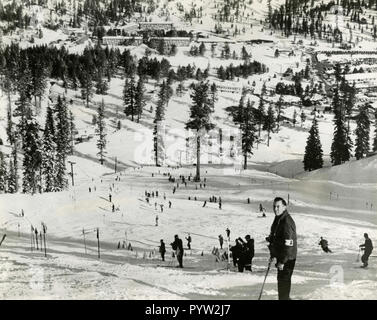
[
  {"left": 0, "top": 234, "right": 6, "bottom": 246},
  {"left": 258, "top": 257, "right": 273, "bottom": 301}
]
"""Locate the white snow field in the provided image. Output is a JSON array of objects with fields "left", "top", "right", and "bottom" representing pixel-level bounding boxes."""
[{"left": 0, "top": 157, "right": 376, "bottom": 300}]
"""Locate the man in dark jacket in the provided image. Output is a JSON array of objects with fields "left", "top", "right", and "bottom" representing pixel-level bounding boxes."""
[
  {"left": 319, "top": 237, "right": 332, "bottom": 253},
  {"left": 230, "top": 238, "right": 243, "bottom": 269},
  {"left": 239, "top": 235, "right": 255, "bottom": 271},
  {"left": 171, "top": 235, "right": 184, "bottom": 268},
  {"left": 159, "top": 239, "right": 166, "bottom": 261},
  {"left": 266, "top": 197, "right": 297, "bottom": 300},
  {"left": 360, "top": 233, "right": 373, "bottom": 268}
]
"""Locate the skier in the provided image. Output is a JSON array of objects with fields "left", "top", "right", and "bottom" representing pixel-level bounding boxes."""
[
  {"left": 226, "top": 228, "right": 230, "bottom": 239},
  {"left": 109, "top": 194, "right": 112, "bottom": 202},
  {"left": 21, "top": 209, "right": 24, "bottom": 217},
  {"left": 169, "top": 201, "right": 172, "bottom": 209},
  {"left": 359, "top": 233, "right": 373, "bottom": 268},
  {"left": 219, "top": 202, "right": 222, "bottom": 210},
  {"left": 171, "top": 235, "right": 184, "bottom": 268},
  {"left": 89, "top": 187, "right": 91, "bottom": 193},
  {"left": 230, "top": 238, "right": 243, "bottom": 269},
  {"left": 266, "top": 197, "right": 297, "bottom": 300},
  {"left": 318, "top": 237, "right": 332, "bottom": 253},
  {"left": 112, "top": 204, "right": 115, "bottom": 212},
  {"left": 238, "top": 235, "right": 254, "bottom": 272},
  {"left": 155, "top": 215, "right": 159, "bottom": 226},
  {"left": 218, "top": 235, "right": 224, "bottom": 249},
  {"left": 202, "top": 200, "right": 207, "bottom": 207},
  {"left": 160, "top": 204, "right": 164, "bottom": 213},
  {"left": 159, "top": 240, "right": 166, "bottom": 261},
  {"left": 186, "top": 234, "right": 192, "bottom": 250}
]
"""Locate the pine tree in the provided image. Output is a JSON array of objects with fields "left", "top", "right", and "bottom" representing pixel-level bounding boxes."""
[
  {"left": 354, "top": 104, "right": 371, "bottom": 160},
  {"left": 123, "top": 76, "right": 136, "bottom": 121},
  {"left": 7, "top": 140, "right": 19, "bottom": 193},
  {"left": 0, "top": 151, "right": 6, "bottom": 192},
  {"left": 186, "top": 81, "right": 215, "bottom": 181},
  {"left": 41, "top": 106, "right": 56, "bottom": 192},
  {"left": 256, "top": 96, "right": 266, "bottom": 139},
  {"left": 69, "top": 111, "right": 76, "bottom": 154},
  {"left": 265, "top": 105, "right": 275, "bottom": 147},
  {"left": 303, "top": 117, "right": 323, "bottom": 171},
  {"left": 96, "top": 99, "right": 107, "bottom": 165},
  {"left": 154, "top": 81, "right": 167, "bottom": 166},
  {"left": 373, "top": 108, "right": 377, "bottom": 152},
  {"left": 240, "top": 99, "right": 257, "bottom": 169},
  {"left": 276, "top": 95, "right": 283, "bottom": 132},
  {"left": 135, "top": 77, "right": 146, "bottom": 123},
  {"left": 22, "top": 113, "right": 42, "bottom": 194},
  {"left": 6, "top": 91, "right": 15, "bottom": 145},
  {"left": 80, "top": 70, "right": 93, "bottom": 108},
  {"left": 331, "top": 108, "right": 351, "bottom": 166},
  {"left": 54, "top": 96, "right": 69, "bottom": 190},
  {"left": 95, "top": 67, "right": 108, "bottom": 95},
  {"left": 79, "top": 50, "right": 94, "bottom": 108},
  {"left": 30, "top": 53, "right": 47, "bottom": 111}
]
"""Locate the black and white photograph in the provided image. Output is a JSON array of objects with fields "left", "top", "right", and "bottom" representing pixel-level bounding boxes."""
[{"left": 0, "top": 0, "right": 376, "bottom": 302}]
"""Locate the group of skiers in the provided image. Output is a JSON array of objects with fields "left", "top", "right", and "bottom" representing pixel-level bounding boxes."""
[{"left": 230, "top": 235, "right": 255, "bottom": 272}]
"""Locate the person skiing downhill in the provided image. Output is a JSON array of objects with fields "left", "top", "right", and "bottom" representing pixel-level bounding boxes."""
[
  {"left": 266, "top": 197, "right": 297, "bottom": 300},
  {"left": 360, "top": 233, "right": 373, "bottom": 268},
  {"left": 319, "top": 237, "right": 332, "bottom": 253}
]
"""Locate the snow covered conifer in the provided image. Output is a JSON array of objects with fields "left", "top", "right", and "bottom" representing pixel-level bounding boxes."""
[
  {"left": 41, "top": 106, "right": 56, "bottom": 192},
  {"left": 135, "top": 77, "right": 146, "bottom": 123},
  {"left": 0, "top": 151, "right": 6, "bottom": 193},
  {"left": 154, "top": 81, "right": 168, "bottom": 166},
  {"left": 264, "top": 105, "right": 275, "bottom": 147},
  {"left": 54, "top": 96, "right": 69, "bottom": 190},
  {"left": 354, "top": 104, "right": 371, "bottom": 160},
  {"left": 303, "top": 116, "right": 323, "bottom": 171},
  {"left": 331, "top": 107, "right": 352, "bottom": 166},
  {"left": 186, "top": 81, "right": 214, "bottom": 181},
  {"left": 96, "top": 99, "right": 107, "bottom": 165},
  {"left": 123, "top": 76, "right": 136, "bottom": 121},
  {"left": 240, "top": 99, "right": 257, "bottom": 169},
  {"left": 22, "top": 113, "right": 42, "bottom": 194},
  {"left": 373, "top": 108, "right": 377, "bottom": 152}
]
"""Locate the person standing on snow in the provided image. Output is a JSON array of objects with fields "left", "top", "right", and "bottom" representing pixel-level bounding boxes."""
[
  {"left": 171, "top": 235, "right": 184, "bottom": 268},
  {"left": 266, "top": 197, "right": 297, "bottom": 300},
  {"left": 186, "top": 234, "right": 192, "bottom": 250},
  {"left": 360, "top": 233, "right": 373, "bottom": 268},
  {"left": 159, "top": 240, "right": 166, "bottom": 261},
  {"left": 239, "top": 235, "right": 255, "bottom": 271},
  {"left": 219, "top": 235, "right": 224, "bottom": 249}
]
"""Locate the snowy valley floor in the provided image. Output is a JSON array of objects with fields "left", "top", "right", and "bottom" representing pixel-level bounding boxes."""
[{"left": 1, "top": 163, "right": 377, "bottom": 300}]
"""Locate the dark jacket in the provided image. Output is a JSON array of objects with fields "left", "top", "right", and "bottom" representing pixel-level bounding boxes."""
[
  {"left": 268, "top": 210, "right": 297, "bottom": 264},
  {"left": 171, "top": 238, "right": 184, "bottom": 254},
  {"left": 360, "top": 238, "right": 373, "bottom": 255},
  {"left": 319, "top": 239, "right": 328, "bottom": 248},
  {"left": 240, "top": 238, "right": 255, "bottom": 259},
  {"left": 159, "top": 242, "right": 166, "bottom": 253}
]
